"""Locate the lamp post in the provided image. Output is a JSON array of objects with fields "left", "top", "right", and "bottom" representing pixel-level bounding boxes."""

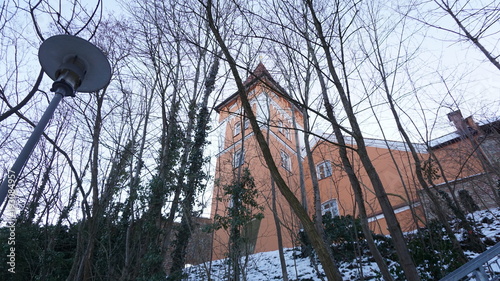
[{"left": 0, "top": 35, "right": 111, "bottom": 209}]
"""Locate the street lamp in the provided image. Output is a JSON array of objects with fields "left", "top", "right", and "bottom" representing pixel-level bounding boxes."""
[{"left": 0, "top": 35, "right": 111, "bottom": 209}]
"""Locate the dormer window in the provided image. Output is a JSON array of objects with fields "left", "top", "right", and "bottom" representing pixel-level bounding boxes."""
[
  {"left": 234, "top": 119, "right": 249, "bottom": 136},
  {"left": 284, "top": 127, "right": 290, "bottom": 140},
  {"left": 278, "top": 119, "right": 291, "bottom": 140}
]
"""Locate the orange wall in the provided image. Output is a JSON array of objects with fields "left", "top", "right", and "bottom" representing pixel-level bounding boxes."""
[
  {"left": 211, "top": 82, "right": 304, "bottom": 260},
  {"left": 305, "top": 140, "right": 426, "bottom": 234},
  {"left": 212, "top": 79, "right": 430, "bottom": 258},
  {"left": 431, "top": 140, "right": 487, "bottom": 182}
]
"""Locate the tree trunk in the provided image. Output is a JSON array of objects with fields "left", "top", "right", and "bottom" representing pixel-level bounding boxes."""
[
  {"left": 169, "top": 54, "right": 219, "bottom": 279},
  {"left": 206, "top": 2, "right": 343, "bottom": 280},
  {"left": 306, "top": 38, "right": 394, "bottom": 281},
  {"left": 304, "top": 1, "right": 420, "bottom": 279},
  {"left": 266, "top": 94, "right": 289, "bottom": 281}
]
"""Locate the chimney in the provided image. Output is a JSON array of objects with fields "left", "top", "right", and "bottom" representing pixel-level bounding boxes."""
[
  {"left": 465, "top": 116, "right": 479, "bottom": 130},
  {"left": 465, "top": 115, "right": 484, "bottom": 137},
  {"left": 447, "top": 110, "right": 467, "bottom": 133}
]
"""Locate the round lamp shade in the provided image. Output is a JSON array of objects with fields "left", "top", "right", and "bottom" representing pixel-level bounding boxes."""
[{"left": 38, "top": 35, "right": 111, "bottom": 92}]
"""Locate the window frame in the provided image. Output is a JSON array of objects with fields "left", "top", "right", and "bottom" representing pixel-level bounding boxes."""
[
  {"left": 321, "top": 199, "right": 339, "bottom": 217},
  {"left": 234, "top": 121, "right": 241, "bottom": 136},
  {"left": 280, "top": 150, "right": 291, "bottom": 171},
  {"left": 316, "top": 161, "right": 332, "bottom": 180},
  {"left": 284, "top": 126, "right": 290, "bottom": 140},
  {"left": 233, "top": 149, "right": 244, "bottom": 168},
  {"left": 277, "top": 120, "right": 284, "bottom": 134}
]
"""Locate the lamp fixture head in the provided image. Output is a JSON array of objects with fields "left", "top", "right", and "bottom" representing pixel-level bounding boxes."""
[{"left": 38, "top": 35, "right": 111, "bottom": 93}]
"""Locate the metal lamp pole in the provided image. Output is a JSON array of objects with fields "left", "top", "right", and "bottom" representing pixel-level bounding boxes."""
[
  {"left": 0, "top": 82, "right": 72, "bottom": 207},
  {"left": 0, "top": 35, "right": 111, "bottom": 212}
]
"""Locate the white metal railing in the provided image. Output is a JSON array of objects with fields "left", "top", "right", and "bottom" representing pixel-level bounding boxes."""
[{"left": 440, "top": 242, "right": 500, "bottom": 281}]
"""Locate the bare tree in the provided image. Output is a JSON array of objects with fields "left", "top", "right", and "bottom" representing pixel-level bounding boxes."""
[
  {"left": 301, "top": 0, "right": 421, "bottom": 279},
  {"left": 422, "top": 0, "right": 500, "bottom": 71},
  {"left": 204, "top": 1, "right": 344, "bottom": 280},
  {"left": 357, "top": 0, "right": 470, "bottom": 267}
]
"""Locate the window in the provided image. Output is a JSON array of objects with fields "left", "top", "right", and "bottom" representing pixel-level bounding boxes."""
[
  {"left": 234, "top": 122, "right": 241, "bottom": 136},
  {"left": 233, "top": 149, "right": 244, "bottom": 167},
  {"left": 234, "top": 119, "right": 249, "bottom": 135},
  {"left": 321, "top": 199, "right": 339, "bottom": 217},
  {"left": 316, "top": 161, "right": 332, "bottom": 179},
  {"left": 280, "top": 150, "right": 291, "bottom": 171},
  {"left": 278, "top": 120, "right": 291, "bottom": 140},
  {"left": 277, "top": 120, "right": 284, "bottom": 134},
  {"left": 284, "top": 127, "right": 290, "bottom": 140}
]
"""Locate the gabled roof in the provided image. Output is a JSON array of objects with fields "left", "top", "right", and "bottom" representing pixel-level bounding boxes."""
[{"left": 214, "top": 63, "right": 296, "bottom": 113}]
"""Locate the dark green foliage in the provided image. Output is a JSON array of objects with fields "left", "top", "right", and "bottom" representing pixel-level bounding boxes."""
[
  {"left": 323, "top": 214, "right": 363, "bottom": 244},
  {"left": 0, "top": 219, "right": 144, "bottom": 281},
  {"left": 323, "top": 214, "right": 366, "bottom": 262},
  {"left": 421, "top": 158, "right": 441, "bottom": 183},
  {"left": 319, "top": 214, "right": 476, "bottom": 280},
  {"left": 497, "top": 179, "right": 500, "bottom": 197},
  {"left": 168, "top": 215, "right": 192, "bottom": 281},
  {"left": 211, "top": 168, "right": 264, "bottom": 232},
  {"left": 138, "top": 102, "right": 185, "bottom": 280},
  {"left": 372, "top": 218, "right": 486, "bottom": 281},
  {"left": 0, "top": 223, "right": 77, "bottom": 281},
  {"left": 137, "top": 245, "right": 167, "bottom": 281},
  {"left": 406, "top": 221, "right": 463, "bottom": 280},
  {"left": 300, "top": 215, "right": 393, "bottom": 263},
  {"left": 438, "top": 190, "right": 485, "bottom": 252},
  {"left": 103, "top": 140, "right": 136, "bottom": 208},
  {"left": 169, "top": 65, "right": 215, "bottom": 278},
  {"left": 438, "top": 190, "right": 465, "bottom": 221},
  {"left": 93, "top": 216, "right": 130, "bottom": 280},
  {"left": 134, "top": 217, "right": 169, "bottom": 281},
  {"left": 209, "top": 168, "right": 264, "bottom": 280},
  {"left": 297, "top": 229, "right": 312, "bottom": 258},
  {"left": 458, "top": 189, "right": 480, "bottom": 213}
]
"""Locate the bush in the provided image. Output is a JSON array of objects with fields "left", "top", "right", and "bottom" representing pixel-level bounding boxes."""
[
  {"left": 323, "top": 215, "right": 368, "bottom": 262},
  {"left": 0, "top": 223, "right": 77, "bottom": 281},
  {"left": 458, "top": 190, "right": 480, "bottom": 214},
  {"left": 406, "top": 220, "right": 463, "bottom": 280}
]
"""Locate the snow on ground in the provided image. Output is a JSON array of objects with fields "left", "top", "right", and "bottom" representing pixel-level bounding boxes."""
[
  {"left": 184, "top": 248, "right": 328, "bottom": 281},
  {"left": 183, "top": 208, "right": 500, "bottom": 280}
]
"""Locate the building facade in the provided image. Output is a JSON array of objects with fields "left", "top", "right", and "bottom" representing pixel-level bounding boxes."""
[
  {"left": 210, "top": 63, "right": 500, "bottom": 260},
  {"left": 211, "top": 63, "right": 303, "bottom": 260},
  {"left": 419, "top": 110, "right": 500, "bottom": 219}
]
